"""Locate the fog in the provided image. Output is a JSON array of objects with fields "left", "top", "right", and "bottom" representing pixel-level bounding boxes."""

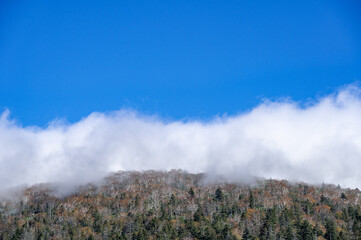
[{"left": 1, "top": 85, "right": 361, "bottom": 193}]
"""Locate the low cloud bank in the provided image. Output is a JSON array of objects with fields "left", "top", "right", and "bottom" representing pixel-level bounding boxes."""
[{"left": 1, "top": 85, "right": 361, "bottom": 192}]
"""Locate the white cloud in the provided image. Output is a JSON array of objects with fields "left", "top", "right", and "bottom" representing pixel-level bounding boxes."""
[{"left": 1, "top": 85, "right": 361, "bottom": 193}]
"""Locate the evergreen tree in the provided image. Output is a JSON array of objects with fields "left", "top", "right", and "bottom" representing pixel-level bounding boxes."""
[
  {"left": 324, "top": 220, "right": 338, "bottom": 240},
  {"left": 193, "top": 206, "right": 204, "bottom": 222},
  {"left": 242, "top": 227, "right": 254, "bottom": 240},
  {"left": 215, "top": 188, "right": 224, "bottom": 201},
  {"left": 284, "top": 225, "right": 295, "bottom": 240},
  {"left": 189, "top": 188, "right": 195, "bottom": 198},
  {"left": 299, "top": 220, "right": 314, "bottom": 240},
  {"left": 249, "top": 190, "right": 255, "bottom": 209}
]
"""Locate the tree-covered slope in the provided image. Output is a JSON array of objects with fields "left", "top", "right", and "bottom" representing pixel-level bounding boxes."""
[{"left": 0, "top": 170, "right": 360, "bottom": 240}]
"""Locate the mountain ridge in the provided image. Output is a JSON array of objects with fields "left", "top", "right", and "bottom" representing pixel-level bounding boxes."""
[{"left": 0, "top": 170, "right": 360, "bottom": 239}]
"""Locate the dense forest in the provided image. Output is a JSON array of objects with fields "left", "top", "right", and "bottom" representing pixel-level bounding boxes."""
[{"left": 0, "top": 170, "right": 360, "bottom": 240}]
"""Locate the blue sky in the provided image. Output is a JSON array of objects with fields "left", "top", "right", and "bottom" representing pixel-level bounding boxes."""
[{"left": 1, "top": 0, "right": 361, "bottom": 126}]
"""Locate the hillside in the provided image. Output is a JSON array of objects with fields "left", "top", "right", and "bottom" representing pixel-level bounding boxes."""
[{"left": 0, "top": 170, "right": 360, "bottom": 240}]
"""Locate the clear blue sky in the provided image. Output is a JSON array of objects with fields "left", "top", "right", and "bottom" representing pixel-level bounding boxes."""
[{"left": 1, "top": 0, "right": 361, "bottom": 126}]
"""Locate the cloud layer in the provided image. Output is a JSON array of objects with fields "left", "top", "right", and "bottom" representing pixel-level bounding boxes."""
[{"left": 1, "top": 85, "right": 361, "bottom": 192}]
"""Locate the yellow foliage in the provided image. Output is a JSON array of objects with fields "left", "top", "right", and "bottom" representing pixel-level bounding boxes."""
[
  {"left": 80, "top": 226, "right": 94, "bottom": 238},
  {"left": 232, "top": 228, "right": 242, "bottom": 240},
  {"left": 245, "top": 208, "right": 259, "bottom": 220}
]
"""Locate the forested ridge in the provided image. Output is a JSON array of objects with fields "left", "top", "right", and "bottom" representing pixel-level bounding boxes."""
[{"left": 0, "top": 170, "right": 360, "bottom": 240}]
